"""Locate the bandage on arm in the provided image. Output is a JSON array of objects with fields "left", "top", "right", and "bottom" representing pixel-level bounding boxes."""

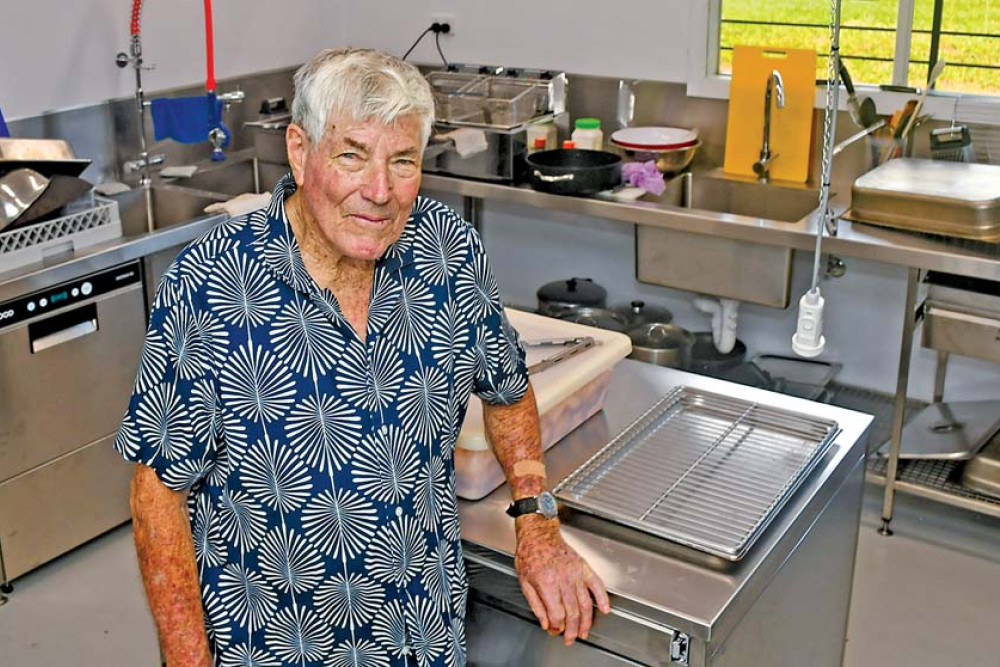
[{"left": 512, "top": 459, "right": 547, "bottom": 479}]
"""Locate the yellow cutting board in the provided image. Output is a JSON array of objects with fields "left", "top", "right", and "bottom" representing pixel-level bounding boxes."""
[{"left": 724, "top": 46, "right": 817, "bottom": 183}]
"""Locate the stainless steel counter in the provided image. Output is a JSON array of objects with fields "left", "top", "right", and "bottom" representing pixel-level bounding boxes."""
[
  {"left": 0, "top": 204, "right": 225, "bottom": 304},
  {"left": 423, "top": 173, "right": 1000, "bottom": 281},
  {"left": 459, "top": 359, "right": 872, "bottom": 665}
]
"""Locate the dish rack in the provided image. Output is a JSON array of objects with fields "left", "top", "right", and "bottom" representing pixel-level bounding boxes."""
[{"left": 0, "top": 196, "right": 122, "bottom": 273}]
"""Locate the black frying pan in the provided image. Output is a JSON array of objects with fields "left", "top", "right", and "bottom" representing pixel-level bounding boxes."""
[{"left": 525, "top": 149, "right": 622, "bottom": 196}]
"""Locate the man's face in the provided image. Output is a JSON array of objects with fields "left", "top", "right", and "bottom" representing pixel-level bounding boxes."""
[{"left": 288, "top": 113, "right": 424, "bottom": 261}]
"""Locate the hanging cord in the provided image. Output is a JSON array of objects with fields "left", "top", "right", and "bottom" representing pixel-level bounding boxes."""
[
  {"left": 810, "top": 0, "right": 843, "bottom": 292},
  {"left": 402, "top": 27, "right": 433, "bottom": 61},
  {"left": 792, "top": 0, "right": 841, "bottom": 357},
  {"left": 402, "top": 23, "right": 451, "bottom": 65},
  {"left": 434, "top": 31, "right": 449, "bottom": 67}
]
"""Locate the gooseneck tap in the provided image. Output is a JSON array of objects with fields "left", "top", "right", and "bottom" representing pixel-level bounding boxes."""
[{"left": 753, "top": 70, "right": 785, "bottom": 180}]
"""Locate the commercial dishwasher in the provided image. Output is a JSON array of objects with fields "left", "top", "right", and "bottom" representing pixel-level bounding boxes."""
[{"left": 0, "top": 260, "right": 144, "bottom": 592}]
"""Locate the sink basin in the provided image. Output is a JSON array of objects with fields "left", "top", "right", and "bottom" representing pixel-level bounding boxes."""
[
  {"left": 162, "top": 158, "right": 261, "bottom": 197},
  {"left": 111, "top": 185, "right": 227, "bottom": 236},
  {"left": 159, "top": 154, "right": 287, "bottom": 198},
  {"left": 660, "top": 171, "right": 819, "bottom": 223},
  {"left": 636, "top": 171, "right": 819, "bottom": 307}
]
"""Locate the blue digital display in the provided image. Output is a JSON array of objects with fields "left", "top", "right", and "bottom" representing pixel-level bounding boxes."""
[{"left": 50, "top": 291, "right": 69, "bottom": 304}]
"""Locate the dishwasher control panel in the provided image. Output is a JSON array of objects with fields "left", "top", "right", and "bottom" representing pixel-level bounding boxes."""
[{"left": 0, "top": 261, "right": 141, "bottom": 331}]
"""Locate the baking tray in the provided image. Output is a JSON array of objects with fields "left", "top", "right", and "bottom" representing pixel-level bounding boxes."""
[
  {"left": 849, "top": 158, "right": 1000, "bottom": 242},
  {"left": 752, "top": 353, "right": 841, "bottom": 401},
  {"left": 876, "top": 401, "right": 1000, "bottom": 460},
  {"left": 555, "top": 386, "right": 840, "bottom": 561}
]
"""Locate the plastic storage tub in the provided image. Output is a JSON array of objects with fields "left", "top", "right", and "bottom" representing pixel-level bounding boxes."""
[{"left": 454, "top": 309, "right": 632, "bottom": 500}]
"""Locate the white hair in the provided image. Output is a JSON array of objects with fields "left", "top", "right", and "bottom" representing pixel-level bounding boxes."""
[{"left": 292, "top": 47, "right": 435, "bottom": 147}]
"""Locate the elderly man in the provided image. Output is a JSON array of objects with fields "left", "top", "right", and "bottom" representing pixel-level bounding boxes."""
[{"left": 116, "top": 47, "right": 609, "bottom": 667}]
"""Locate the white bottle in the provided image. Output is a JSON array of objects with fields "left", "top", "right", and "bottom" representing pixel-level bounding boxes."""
[{"left": 571, "top": 118, "right": 603, "bottom": 151}]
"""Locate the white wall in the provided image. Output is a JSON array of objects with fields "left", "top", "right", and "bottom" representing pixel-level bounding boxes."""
[
  {"left": 341, "top": 0, "right": 691, "bottom": 83},
  {"left": 1, "top": 0, "right": 346, "bottom": 120}
]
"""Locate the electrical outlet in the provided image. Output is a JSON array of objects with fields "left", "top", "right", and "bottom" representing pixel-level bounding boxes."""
[{"left": 431, "top": 13, "right": 456, "bottom": 36}]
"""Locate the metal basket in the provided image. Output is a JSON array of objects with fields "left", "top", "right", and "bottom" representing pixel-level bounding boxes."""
[{"left": 0, "top": 196, "right": 122, "bottom": 273}]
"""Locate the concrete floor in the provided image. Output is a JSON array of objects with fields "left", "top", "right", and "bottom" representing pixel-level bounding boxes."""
[{"left": 2, "top": 484, "right": 1000, "bottom": 666}]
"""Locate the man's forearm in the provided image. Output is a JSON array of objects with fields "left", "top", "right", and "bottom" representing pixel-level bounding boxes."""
[
  {"left": 130, "top": 464, "right": 213, "bottom": 667},
  {"left": 483, "top": 382, "right": 546, "bottom": 500}
]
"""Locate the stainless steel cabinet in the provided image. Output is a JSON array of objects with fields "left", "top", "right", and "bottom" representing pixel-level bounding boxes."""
[{"left": 0, "top": 262, "right": 145, "bottom": 583}]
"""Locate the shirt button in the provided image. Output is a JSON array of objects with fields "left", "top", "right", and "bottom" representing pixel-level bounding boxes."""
[{"left": 395, "top": 506, "right": 403, "bottom": 517}]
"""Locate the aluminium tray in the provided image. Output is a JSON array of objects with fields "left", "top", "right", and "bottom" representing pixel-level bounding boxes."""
[
  {"left": 850, "top": 158, "right": 1000, "bottom": 242},
  {"left": 554, "top": 386, "right": 840, "bottom": 561}
]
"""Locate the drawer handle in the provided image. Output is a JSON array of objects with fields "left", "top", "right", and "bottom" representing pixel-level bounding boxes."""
[
  {"left": 462, "top": 549, "right": 677, "bottom": 633},
  {"left": 31, "top": 319, "right": 97, "bottom": 353}
]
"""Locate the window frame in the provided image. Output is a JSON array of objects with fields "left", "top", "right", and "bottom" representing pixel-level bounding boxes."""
[{"left": 686, "top": 0, "right": 1000, "bottom": 122}]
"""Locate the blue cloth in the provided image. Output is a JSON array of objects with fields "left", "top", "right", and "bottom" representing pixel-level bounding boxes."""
[
  {"left": 150, "top": 94, "right": 227, "bottom": 144},
  {"left": 115, "top": 174, "right": 528, "bottom": 666},
  {"left": 0, "top": 103, "right": 9, "bottom": 138}
]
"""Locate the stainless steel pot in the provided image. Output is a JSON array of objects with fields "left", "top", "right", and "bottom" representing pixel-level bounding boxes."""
[
  {"left": 555, "top": 306, "right": 628, "bottom": 332},
  {"left": 628, "top": 323, "right": 694, "bottom": 368},
  {"left": 613, "top": 300, "right": 674, "bottom": 331}
]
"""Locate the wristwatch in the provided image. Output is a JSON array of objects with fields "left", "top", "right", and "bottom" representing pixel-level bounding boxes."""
[{"left": 506, "top": 491, "right": 559, "bottom": 520}]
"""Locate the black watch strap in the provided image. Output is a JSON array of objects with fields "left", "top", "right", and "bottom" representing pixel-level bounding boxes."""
[{"left": 505, "top": 496, "right": 539, "bottom": 518}]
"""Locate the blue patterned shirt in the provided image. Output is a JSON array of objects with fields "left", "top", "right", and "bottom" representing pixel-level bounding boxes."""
[{"left": 115, "top": 174, "right": 529, "bottom": 667}]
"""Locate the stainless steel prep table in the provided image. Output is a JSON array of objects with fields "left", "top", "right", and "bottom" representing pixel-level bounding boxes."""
[{"left": 459, "top": 360, "right": 872, "bottom": 666}]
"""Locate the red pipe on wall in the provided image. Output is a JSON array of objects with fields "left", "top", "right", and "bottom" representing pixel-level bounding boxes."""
[
  {"left": 130, "top": 0, "right": 142, "bottom": 36},
  {"left": 129, "top": 0, "right": 217, "bottom": 95},
  {"left": 203, "top": 0, "right": 216, "bottom": 93}
]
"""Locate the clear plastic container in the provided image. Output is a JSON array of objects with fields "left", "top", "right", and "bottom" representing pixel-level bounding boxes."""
[
  {"left": 526, "top": 121, "right": 557, "bottom": 152},
  {"left": 572, "top": 117, "right": 603, "bottom": 151}
]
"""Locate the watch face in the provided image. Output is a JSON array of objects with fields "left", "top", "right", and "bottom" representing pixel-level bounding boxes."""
[{"left": 537, "top": 491, "right": 559, "bottom": 519}]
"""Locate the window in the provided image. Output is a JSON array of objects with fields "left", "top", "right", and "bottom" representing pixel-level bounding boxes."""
[{"left": 718, "top": 0, "right": 1000, "bottom": 95}]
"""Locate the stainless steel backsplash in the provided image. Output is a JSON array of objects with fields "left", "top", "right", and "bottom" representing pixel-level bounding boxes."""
[
  {"left": 7, "top": 65, "right": 890, "bottom": 200},
  {"left": 7, "top": 65, "right": 298, "bottom": 186}
]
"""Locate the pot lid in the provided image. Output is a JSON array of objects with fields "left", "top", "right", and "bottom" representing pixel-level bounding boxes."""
[
  {"left": 628, "top": 323, "right": 692, "bottom": 350},
  {"left": 614, "top": 300, "right": 674, "bottom": 329},
  {"left": 554, "top": 306, "right": 627, "bottom": 332},
  {"left": 537, "top": 277, "right": 607, "bottom": 307}
]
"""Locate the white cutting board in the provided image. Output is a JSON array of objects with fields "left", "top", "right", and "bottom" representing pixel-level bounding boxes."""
[{"left": 456, "top": 309, "right": 632, "bottom": 451}]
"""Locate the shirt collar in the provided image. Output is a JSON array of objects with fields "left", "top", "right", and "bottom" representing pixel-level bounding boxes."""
[{"left": 254, "top": 174, "right": 417, "bottom": 294}]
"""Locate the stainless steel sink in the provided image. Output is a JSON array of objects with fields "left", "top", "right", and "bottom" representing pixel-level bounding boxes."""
[
  {"left": 158, "top": 153, "right": 288, "bottom": 198},
  {"left": 111, "top": 185, "right": 227, "bottom": 236},
  {"left": 660, "top": 171, "right": 819, "bottom": 223},
  {"left": 162, "top": 158, "right": 261, "bottom": 197},
  {"left": 637, "top": 171, "right": 819, "bottom": 308}
]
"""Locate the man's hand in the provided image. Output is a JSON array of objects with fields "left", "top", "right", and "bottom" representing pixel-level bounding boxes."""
[{"left": 514, "top": 514, "right": 610, "bottom": 645}]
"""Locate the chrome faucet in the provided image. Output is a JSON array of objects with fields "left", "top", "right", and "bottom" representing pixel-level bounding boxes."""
[{"left": 753, "top": 70, "right": 785, "bottom": 180}]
